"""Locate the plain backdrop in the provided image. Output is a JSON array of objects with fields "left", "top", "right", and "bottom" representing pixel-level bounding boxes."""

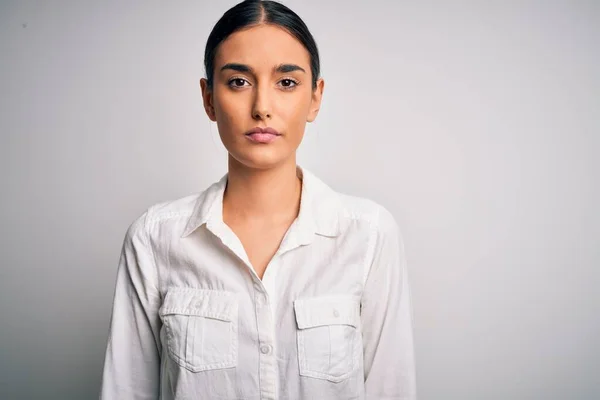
[{"left": 1, "top": 1, "right": 598, "bottom": 399}]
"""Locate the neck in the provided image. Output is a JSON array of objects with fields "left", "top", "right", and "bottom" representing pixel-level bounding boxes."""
[{"left": 222, "top": 156, "right": 302, "bottom": 225}]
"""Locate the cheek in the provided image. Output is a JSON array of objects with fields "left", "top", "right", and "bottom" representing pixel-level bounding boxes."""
[
  {"left": 277, "top": 93, "right": 311, "bottom": 124},
  {"left": 214, "top": 95, "right": 244, "bottom": 127}
]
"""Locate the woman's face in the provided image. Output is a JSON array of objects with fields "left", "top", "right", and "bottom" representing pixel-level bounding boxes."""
[{"left": 200, "top": 24, "right": 324, "bottom": 170}]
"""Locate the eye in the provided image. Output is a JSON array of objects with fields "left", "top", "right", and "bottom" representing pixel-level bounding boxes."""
[
  {"left": 228, "top": 77, "right": 250, "bottom": 88},
  {"left": 279, "top": 78, "right": 299, "bottom": 90}
]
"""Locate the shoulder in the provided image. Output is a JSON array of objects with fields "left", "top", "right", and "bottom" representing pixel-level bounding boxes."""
[
  {"left": 336, "top": 191, "right": 401, "bottom": 236},
  {"left": 334, "top": 190, "right": 405, "bottom": 279},
  {"left": 146, "top": 192, "right": 201, "bottom": 223},
  {"left": 123, "top": 191, "right": 203, "bottom": 240}
]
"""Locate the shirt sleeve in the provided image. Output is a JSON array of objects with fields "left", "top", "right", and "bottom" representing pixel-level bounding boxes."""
[
  {"left": 361, "top": 206, "right": 417, "bottom": 400},
  {"left": 100, "top": 211, "right": 162, "bottom": 400}
]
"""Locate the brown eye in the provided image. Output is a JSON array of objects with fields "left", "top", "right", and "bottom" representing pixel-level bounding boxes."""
[
  {"left": 279, "top": 78, "right": 298, "bottom": 89},
  {"left": 228, "top": 78, "right": 249, "bottom": 88}
]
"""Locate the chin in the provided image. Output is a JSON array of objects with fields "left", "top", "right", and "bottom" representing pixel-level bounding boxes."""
[{"left": 230, "top": 149, "right": 292, "bottom": 171}]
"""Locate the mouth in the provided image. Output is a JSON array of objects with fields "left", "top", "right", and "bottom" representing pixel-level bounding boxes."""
[{"left": 244, "top": 126, "right": 282, "bottom": 144}]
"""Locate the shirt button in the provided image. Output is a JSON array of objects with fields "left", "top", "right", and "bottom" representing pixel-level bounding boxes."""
[
  {"left": 333, "top": 309, "right": 340, "bottom": 318},
  {"left": 260, "top": 345, "right": 272, "bottom": 355}
]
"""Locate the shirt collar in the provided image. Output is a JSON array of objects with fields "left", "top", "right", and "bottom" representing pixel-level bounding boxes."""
[{"left": 180, "top": 165, "right": 342, "bottom": 241}]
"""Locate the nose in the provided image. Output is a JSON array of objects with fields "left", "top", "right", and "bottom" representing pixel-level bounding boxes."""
[{"left": 251, "top": 83, "right": 272, "bottom": 121}]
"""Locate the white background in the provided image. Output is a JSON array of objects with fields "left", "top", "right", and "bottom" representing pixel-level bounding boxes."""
[{"left": 1, "top": 1, "right": 598, "bottom": 399}]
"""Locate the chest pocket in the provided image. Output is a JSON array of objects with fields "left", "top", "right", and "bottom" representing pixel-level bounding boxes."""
[
  {"left": 294, "top": 295, "right": 361, "bottom": 382},
  {"left": 159, "top": 288, "right": 238, "bottom": 372}
]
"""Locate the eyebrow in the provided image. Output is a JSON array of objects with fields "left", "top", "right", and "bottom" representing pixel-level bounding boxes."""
[{"left": 219, "top": 63, "right": 306, "bottom": 74}]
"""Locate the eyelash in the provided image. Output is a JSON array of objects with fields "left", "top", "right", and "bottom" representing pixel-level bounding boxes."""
[{"left": 227, "top": 77, "right": 299, "bottom": 90}]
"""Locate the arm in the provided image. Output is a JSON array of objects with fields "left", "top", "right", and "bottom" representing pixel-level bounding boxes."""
[
  {"left": 100, "top": 211, "right": 162, "bottom": 399},
  {"left": 361, "top": 207, "right": 417, "bottom": 400}
]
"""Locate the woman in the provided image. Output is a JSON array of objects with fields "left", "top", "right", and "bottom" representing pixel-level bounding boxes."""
[{"left": 100, "top": 1, "right": 416, "bottom": 399}]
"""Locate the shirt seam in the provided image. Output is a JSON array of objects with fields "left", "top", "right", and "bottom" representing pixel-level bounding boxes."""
[
  {"left": 339, "top": 204, "right": 380, "bottom": 227},
  {"left": 147, "top": 210, "right": 193, "bottom": 223},
  {"left": 143, "top": 207, "right": 163, "bottom": 296},
  {"left": 360, "top": 206, "right": 381, "bottom": 294}
]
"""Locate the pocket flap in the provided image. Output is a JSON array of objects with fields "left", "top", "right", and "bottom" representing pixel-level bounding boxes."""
[
  {"left": 294, "top": 295, "right": 360, "bottom": 329},
  {"left": 159, "top": 288, "right": 238, "bottom": 322}
]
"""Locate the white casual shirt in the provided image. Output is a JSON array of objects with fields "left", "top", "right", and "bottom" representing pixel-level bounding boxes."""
[{"left": 100, "top": 165, "right": 417, "bottom": 400}]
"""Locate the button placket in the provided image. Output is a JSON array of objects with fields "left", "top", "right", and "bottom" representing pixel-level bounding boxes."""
[
  {"left": 260, "top": 345, "right": 272, "bottom": 355},
  {"left": 256, "top": 293, "right": 267, "bottom": 307},
  {"left": 253, "top": 264, "right": 279, "bottom": 399}
]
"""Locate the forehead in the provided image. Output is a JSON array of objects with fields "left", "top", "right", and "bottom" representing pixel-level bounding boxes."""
[{"left": 215, "top": 24, "right": 310, "bottom": 70}]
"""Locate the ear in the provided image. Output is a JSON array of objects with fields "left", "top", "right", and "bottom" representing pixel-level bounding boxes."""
[
  {"left": 307, "top": 78, "right": 325, "bottom": 123},
  {"left": 200, "top": 78, "right": 217, "bottom": 121}
]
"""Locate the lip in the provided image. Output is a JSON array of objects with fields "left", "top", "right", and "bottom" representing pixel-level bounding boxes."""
[{"left": 245, "top": 126, "right": 282, "bottom": 144}]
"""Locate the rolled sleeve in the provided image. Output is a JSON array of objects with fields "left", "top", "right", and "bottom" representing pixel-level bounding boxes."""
[
  {"left": 100, "top": 211, "right": 162, "bottom": 400},
  {"left": 361, "top": 207, "right": 417, "bottom": 399}
]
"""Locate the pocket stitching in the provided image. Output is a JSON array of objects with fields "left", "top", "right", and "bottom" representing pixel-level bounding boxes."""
[
  {"left": 164, "top": 312, "right": 237, "bottom": 372},
  {"left": 295, "top": 296, "right": 360, "bottom": 382},
  {"left": 161, "top": 289, "right": 238, "bottom": 373},
  {"left": 297, "top": 327, "right": 358, "bottom": 383}
]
